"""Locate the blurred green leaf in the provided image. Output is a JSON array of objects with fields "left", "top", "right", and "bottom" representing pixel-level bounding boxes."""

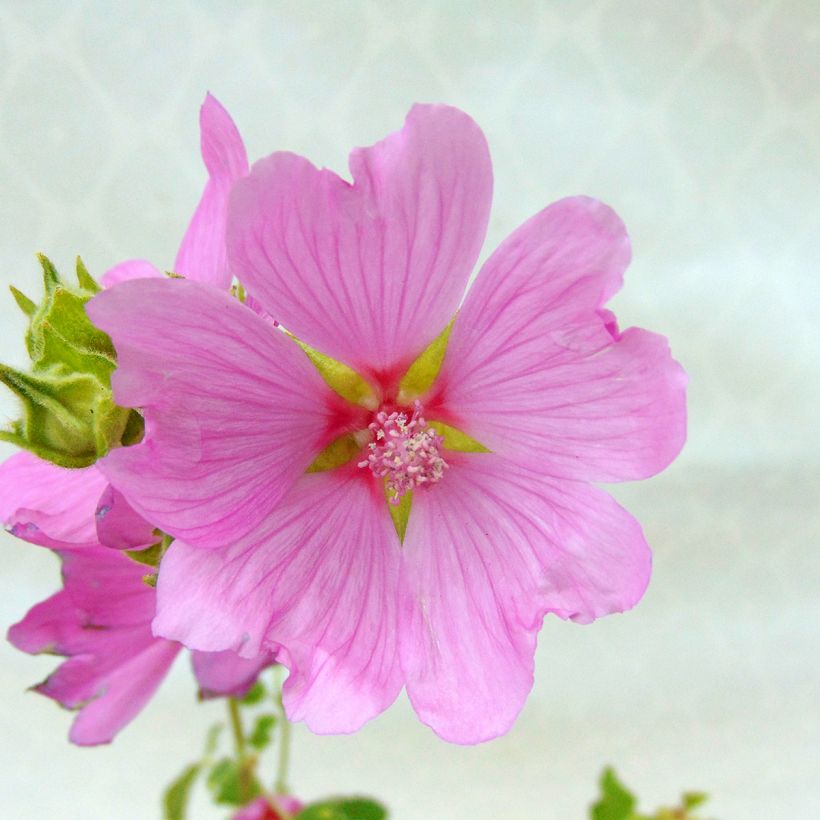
[
  {"left": 203, "top": 722, "right": 223, "bottom": 757},
  {"left": 682, "top": 792, "right": 709, "bottom": 810},
  {"left": 248, "top": 714, "right": 277, "bottom": 750},
  {"left": 206, "top": 758, "right": 262, "bottom": 807},
  {"left": 240, "top": 680, "right": 266, "bottom": 706},
  {"left": 162, "top": 763, "right": 200, "bottom": 820},
  {"left": 591, "top": 768, "right": 637, "bottom": 820},
  {"left": 297, "top": 797, "right": 388, "bottom": 820}
]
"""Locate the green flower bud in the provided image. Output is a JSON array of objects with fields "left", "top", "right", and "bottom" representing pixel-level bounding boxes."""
[{"left": 0, "top": 255, "right": 139, "bottom": 468}]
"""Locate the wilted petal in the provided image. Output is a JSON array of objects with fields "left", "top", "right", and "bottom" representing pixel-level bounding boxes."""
[
  {"left": 436, "top": 196, "right": 686, "bottom": 482},
  {"left": 192, "top": 649, "right": 274, "bottom": 699},
  {"left": 0, "top": 452, "right": 106, "bottom": 548},
  {"left": 155, "top": 469, "right": 402, "bottom": 734},
  {"left": 228, "top": 104, "right": 492, "bottom": 378},
  {"left": 400, "top": 454, "right": 650, "bottom": 743},
  {"left": 88, "top": 278, "right": 343, "bottom": 547},
  {"left": 101, "top": 259, "right": 163, "bottom": 288},
  {"left": 174, "top": 93, "right": 249, "bottom": 289}
]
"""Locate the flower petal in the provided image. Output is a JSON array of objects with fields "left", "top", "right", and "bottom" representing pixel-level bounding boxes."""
[
  {"left": 400, "top": 454, "right": 650, "bottom": 743},
  {"left": 192, "top": 649, "right": 274, "bottom": 699},
  {"left": 67, "top": 638, "right": 181, "bottom": 746},
  {"left": 95, "top": 483, "right": 156, "bottom": 550},
  {"left": 101, "top": 259, "right": 163, "bottom": 288},
  {"left": 435, "top": 196, "right": 687, "bottom": 482},
  {"left": 174, "top": 93, "right": 249, "bottom": 289},
  {"left": 0, "top": 452, "right": 106, "bottom": 548},
  {"left": 88, "top": 278, "right": 341, "bottom": 547},
  {"left": 154, "top": 468, "right": 403, "bottom": 734},
  {"left": 227, "top": 104, "right": 492, "bottom": 378}
]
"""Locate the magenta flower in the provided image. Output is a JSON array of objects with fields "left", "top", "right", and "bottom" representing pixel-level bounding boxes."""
[
  {"left": 0, "top": 451, "right": 273, "bottom": 745},
  {"left": 88, "top": 104, "right": 686, "bottom": 743}
]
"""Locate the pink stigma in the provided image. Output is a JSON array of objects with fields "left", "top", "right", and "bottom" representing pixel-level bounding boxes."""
[{"left": 358, "top": 401, "right": 448, "bottom": 504}]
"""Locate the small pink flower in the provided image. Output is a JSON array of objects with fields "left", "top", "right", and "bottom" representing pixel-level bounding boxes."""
[
  {"left": 232, "top": 796, "right": 303, "bottom": 820},
  {"left": 88, "top": 104, "right": 687, "bottom": 743},
  {"left": 0, "top": 451, "right": 274, "bottom": 745}
]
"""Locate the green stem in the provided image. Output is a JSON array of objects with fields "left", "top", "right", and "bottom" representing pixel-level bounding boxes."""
[
  {"left": 273, "top": 668, "right": 292, "bottom": 795},
  {"left": 228, "top": 697, "right": 252, "bottom": 803}
]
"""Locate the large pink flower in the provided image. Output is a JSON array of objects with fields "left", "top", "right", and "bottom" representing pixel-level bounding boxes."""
[
  {"left": 1, "top": 452, "right": 273, "bottom": 745},
  {"left": 88, "top": 104, "right": 687, "bottom": 743}
]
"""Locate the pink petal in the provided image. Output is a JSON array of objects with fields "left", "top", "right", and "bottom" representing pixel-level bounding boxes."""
[
  {"left": 60, "top": 545, "right": 157, "bottom": 627},
  {"left": 9, "top": 544, "right": 179, "bottom": 745},
  {"left": 435, "top": 196, "right": 687, "bottom": 482},
  {"left": 95, "top": 483, "right": 156, "bottom": 550},
  {"left": 174, "top": 93, "right": 249, "bottom": 289},
  {"left": 227, "top": 104, "right": 492, "bottom": 379},
  {"left": 0, "top": 452, "right": 107, "bottom": 548},
  {"left": 192, "top": 649, "right": 274, "bottom": 699},
  {"left": 101, "top": 258, "right": 163, "bottom": 288},
  {"left": 400, "top": 454, "right": 650, "bottom": 743},
  {"left": 88, "top": 278, "right": 342, "bottom": 548},
  {"left": 154, "top": 468, "right": 403, "bottom": 734},
  {"left": 7, "top": 590, "right": 83, "bottom": 653},
  {"left": 67, "top": 638, "right": 181, "bottom": 746}
]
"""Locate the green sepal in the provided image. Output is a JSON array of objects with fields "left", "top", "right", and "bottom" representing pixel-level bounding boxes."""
[
  {"left": 307, "top": 434, "right": 361, "bottom": 472},
  {"left": 142, "top": 573, "right": 157, "bottom": 587},
  {"left": 125, "top": 540, "right": 165, "bottom": 568},
  {"left": 591, "top": 767, "right": 637, "bottom": 820},
  {"left": 162, "top": 763, "right": 201, "bottom": 820},
  {"left": 681, "top": 792, "right": 708, "bottom": 811},
  {"left": 0, "top": 365, "right": 130, "bottom": 467},
  {"left": 2, "top": 255, "right": 132, "bottom": 468},
  {"left": 206, "top": 757, "right": 262, "bottom": 807},
  {"left": 9, "top": 286, "right": 36, "bottom": 318},
  {"left": 293, "top": 336, "right": 376, "bottom": 407},
  {"left": 398, "top": 318, "right": 453, "bottom": 401},
  {"left": 428, "top": 420, "right": 490, "bottom": 453},
  {"left": 386, "top": 484, "right": 412, "bottom": 544},
  {"left": 296, "top": 797, "right": 388, "bottom": 820}
]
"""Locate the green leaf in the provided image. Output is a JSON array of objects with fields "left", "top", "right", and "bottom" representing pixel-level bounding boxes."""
[
  {"left": 398, "top": 319, "right": 453, "bottom": 401},
  {"left": 681, "top": 791, "right": 708, "bottom": 811},
  {"left": 591, "top": 768, "right": 637, "bottom": 820},
  {"left": 297, "top": 797, "right": 388, "bottom": 820},
  {"left": 248, "top": 714, "right": 277, "bottom": 750},
  {"left": 162, "top": 763, "right": 201, "bottom": 820},
  {"left": 386, "top": 485, "right": 412, "bottom": 544},
  {"left": 206, "top": 758, "right": 262, "bottom": 807},
  {"left": 428, "top": 420, "right": 490, "bottom": 453},
  {"left": 293, "top": 337, "right": 376, "bottom": 407},
  {"left": 307, "top": 434, "right": 361, "bottom": 472},
  {"left": 240, "top": 681, "right": 266, "bottom": 706}
]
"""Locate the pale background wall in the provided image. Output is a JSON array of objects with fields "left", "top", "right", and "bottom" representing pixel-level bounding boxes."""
[{"left": 0, "top": 1, "right": 818, "bottom": 818}]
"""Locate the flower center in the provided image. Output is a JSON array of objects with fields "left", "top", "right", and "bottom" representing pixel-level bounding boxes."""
[{"left": 358, "top": 401, "right": 448, "bottom": 503}]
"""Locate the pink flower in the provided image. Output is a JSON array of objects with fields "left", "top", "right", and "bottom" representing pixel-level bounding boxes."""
[
  {"left": 232, "top": 796, "right": 303, "bottom": 820},
  {"left": 88, "top": 104, "right": 687, "bottom": 743},
  {"left": 1, "top": 452, "right": 273, "bottom": 745},
  {"left": 1, "top": 94, "right": 269, "bottom": 745}
]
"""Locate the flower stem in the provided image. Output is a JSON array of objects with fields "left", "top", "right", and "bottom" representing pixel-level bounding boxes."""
[
  {"left": 228, "top": 697, "right": 253, "bottom": 803},
  {"left": 273, "top": 668, "right": 292, "bottom": 795}
]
